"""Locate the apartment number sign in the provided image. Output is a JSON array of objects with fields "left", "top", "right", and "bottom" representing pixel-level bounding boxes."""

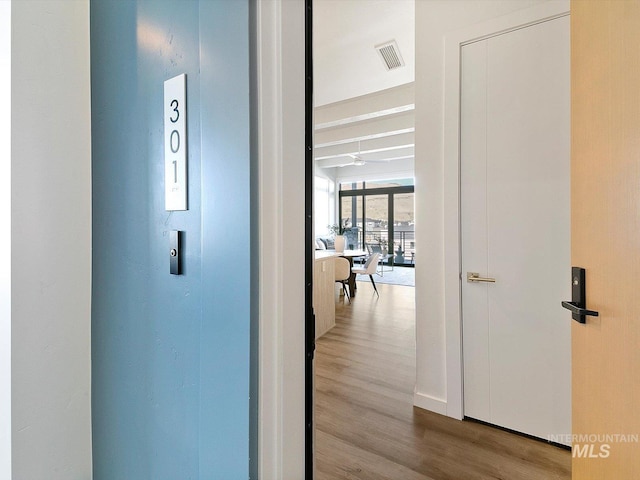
[{"left": 164, "top": 74, "right": 188, "bottom": 211}]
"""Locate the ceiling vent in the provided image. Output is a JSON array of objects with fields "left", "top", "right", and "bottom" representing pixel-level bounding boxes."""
[{"left": 375, "top": 40, "right": 405, "bottom": 71}]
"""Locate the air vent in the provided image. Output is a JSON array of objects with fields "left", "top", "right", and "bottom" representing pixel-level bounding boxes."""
[{"left": 375, "top": 40, "right": 405, "bottom": 71}]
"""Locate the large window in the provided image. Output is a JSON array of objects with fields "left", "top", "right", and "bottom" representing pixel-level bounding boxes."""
[
  {"left": 393, "top": 191, "right": 415, "bottom": 264},
  {"left": 340, "top": 193, "right": 363, "bottom": 250},
  {"left": 314, "top": 176, "right": 335, "bottom": 236},
  {"left": 339, "top": 179, "right": 415, "bottom": 265}
]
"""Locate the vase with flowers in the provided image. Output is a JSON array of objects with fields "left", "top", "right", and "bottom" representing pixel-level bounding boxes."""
[{"left": 380, "top": 238, "right": 389, "bottom": 257}]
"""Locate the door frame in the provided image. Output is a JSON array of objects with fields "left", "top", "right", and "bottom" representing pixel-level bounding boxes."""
[
  {"left": 442, "top": 0, "right": 570, "bottom": 420},
  {"left": 255, "top": 0, "right": 307, "bottom": 478}
]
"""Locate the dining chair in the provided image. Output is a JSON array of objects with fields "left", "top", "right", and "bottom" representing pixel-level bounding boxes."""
[
  {"left": 351, "top": 252, "right": 380, "bottom": 297},
  {"left": 334, "top": 256, "right": 351, "bottom": 303}
]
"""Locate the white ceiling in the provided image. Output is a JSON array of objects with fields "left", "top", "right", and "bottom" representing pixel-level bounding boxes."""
[
  {"left": 314, "top": 0, "right": 415, "bottom": 174},
  {"left": 314, "top": 0, "right": 415, "bottom": 107}
]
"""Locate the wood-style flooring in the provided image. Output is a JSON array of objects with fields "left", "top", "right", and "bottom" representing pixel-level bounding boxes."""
[{"left": 315, "top": 281, "right": 571, "bottom": 480}]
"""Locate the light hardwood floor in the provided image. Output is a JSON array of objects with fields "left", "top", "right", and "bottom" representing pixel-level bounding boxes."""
[{"left": 315, "top": 281, "right": 571, "bottom": 480}]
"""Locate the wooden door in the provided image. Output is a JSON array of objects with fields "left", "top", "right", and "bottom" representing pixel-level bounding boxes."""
[
  {"left": 572, "top": 1, "right": 640, "bottom": 477},
  {"left": 461, "top": 16, "right": 571, "bottom": 441}
]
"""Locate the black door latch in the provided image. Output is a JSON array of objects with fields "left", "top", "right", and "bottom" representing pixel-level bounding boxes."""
[{"left": 561, "top": 267, "right": 599, "bottom": 324}]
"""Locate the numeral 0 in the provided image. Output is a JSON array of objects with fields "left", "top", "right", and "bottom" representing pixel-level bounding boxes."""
[{"left": 170, "top": 130, "right": 180, "bottom": 153}]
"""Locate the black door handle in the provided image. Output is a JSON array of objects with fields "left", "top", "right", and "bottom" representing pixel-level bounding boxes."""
[
  {"left": 561, "top": 267, "right": 599, "bottom": 324},
  {"left": 561, "top": 301, "right": 599, "bottom": 322}
]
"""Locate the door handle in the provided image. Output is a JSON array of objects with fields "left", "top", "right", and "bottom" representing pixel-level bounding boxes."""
[
  {"left": 561, "top": 267, "right": 599, "bottom": 324},
  {"left": 467, "top": 272, "right": 496, "bottom": 283},
  {"left": 561, "top": 301, "right": 598, "bottom": 321}
]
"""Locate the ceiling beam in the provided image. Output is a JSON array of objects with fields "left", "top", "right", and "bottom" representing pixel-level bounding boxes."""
[
  {"left": 315, "top": 104, "right": 414, "bottom": 130},
  {"left": 315, "top": 145, "right": 415, "bottom": 168},
  {"left": 316, "top": 153, "right": 414, "bottom": 169},
  {"left": 314, "top": 132, "right": 415, "bottom": 158},
  {"left": 314, "top": 82, "right": 415, "bottom": 125},
  {"left": 315, "top": 143, "right": 414, "bottom": 162},
  {"left": 314, "top": 110, "right": 414, "bottom": 147}
]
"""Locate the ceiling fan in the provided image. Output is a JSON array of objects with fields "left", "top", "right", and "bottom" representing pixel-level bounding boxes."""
[
  {"left": 341, "top": 140, "right": 390, "bottom": 167},
  {"left": 346, "top": 153, "right": 367, "bottom": 166},
  {"left": 315, "top": 140, "right": 415, "bottom": 169}
]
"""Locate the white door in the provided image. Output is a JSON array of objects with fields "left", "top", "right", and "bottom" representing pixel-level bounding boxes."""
[{"left": 461, "top": 16, "right": 571, "bottom": 441}]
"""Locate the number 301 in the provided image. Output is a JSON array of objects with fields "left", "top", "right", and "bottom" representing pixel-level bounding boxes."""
[{"left": 164, "top": 74, "right": 187, "bottom": 211}]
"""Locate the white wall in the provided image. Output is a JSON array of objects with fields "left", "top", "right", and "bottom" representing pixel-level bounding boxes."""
[
  {"left": 315, "top": 165, "right": 336, "bottom": 184},
  {"left": 0, "top": 2, "right": 11, "bottom": 478},
  {"left": 11, "top": 1, "right": 92, "bottom": 478},
  {"left": 414, "top": 0, "right": 554, "bottom": 414}
]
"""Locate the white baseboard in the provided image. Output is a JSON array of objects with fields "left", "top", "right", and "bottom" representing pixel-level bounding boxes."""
[{"left": 413, "top": 391, "right": 447, "bottom": 416}]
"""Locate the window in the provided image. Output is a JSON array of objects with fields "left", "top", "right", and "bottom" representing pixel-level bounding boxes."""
[
  {"left": 338, "top": 179, "right": 415, "bottom": 265},
  {"left": 339, "top": 182, "right": 363, "bottom": 191},
  {"left": 314, "top": 176, "right": 335, "bottom": 236}
]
